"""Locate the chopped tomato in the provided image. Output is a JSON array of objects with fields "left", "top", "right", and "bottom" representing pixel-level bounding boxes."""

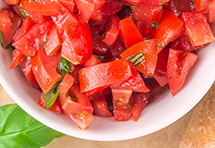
[
  {"left": 0, "top": 8, "right": 21, "bottom": 48},
  {"left": 108, "top": 38, "right": 126, "bottom": 58},
  {"left": 82, "top": 55, "right": 101, "bottom": 68},
  {"left": 13, "top": 21, "right": 53, "bottom": 57},
  {"left": 79, "top": 59, "right": 132, "bottom": 92},
  {"left": 44, "top": 24, "right": 62, "bottom": 56},
  {"left": 130, "top": 92, "right": 150, "bottom": 121},
  {"left": 111, "top": 88, "right": 132, "bottom": 107},
  {"left": 151, "top": 9, "right": 183, "bottom": 53},
  {"left": 3, "top": 0, "right": 19, "bottom": 5},
  {"left": 180, "top": 11, "right": 215, "bottom": 46},
  {"left": 167, "top": 49, "right": 198, "bottom": 96},
  {"left": 31, "top": 48, "right": 61, "bottom": 94},
  {"left": 113, "top": 108, "right": 131, "bottom": 121},
  {"left": 13, "top": 17, "right": 35, "bottom": 42},
  {"left": 119, "top": 17, "right": 144, "bottom": 48},
  {"left": 194, "top": 0, "right": 209, "bottom": 11},
  {"left": 10, "top": 49, "right": 25, "bottom": 69},
  {"left": 19, "top": 58, "right": 37, "bottom": 85},
  {"left": 102, "top": 14, "right": 120, "bottom": 45},
  {"left": 120, "top": 39, "right": 158, "bottom": 76},
  {"left": 61, "top": 21, "right": 93, "bottom": 65},
  {"left": 100, "top": 0, "right": 123, "bottom": 16},
  {"left": 37, "top": 92, "right": 64, "bottom": 113}
]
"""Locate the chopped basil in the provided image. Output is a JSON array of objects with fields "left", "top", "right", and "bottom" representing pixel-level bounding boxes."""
[
  {"left": 0, "top": 31, "right": 3, "bottom": 47},
  {"left": 150, "top": 21, "right": 159, "bottom": 29},
  {"left": 128, "top": 52, "right": 145, "bottom": 67},
  {"left": 124, "top": 7, "right": 132, "bottom": 14},
  {"left": 158, "top": 41, "right": 164, "bottom": 48},
  {"left": 59, "top": 58, "right": 70, "bottom": 75},
  {"left": 159, "top": 1, "right": 165, "bottom": 5},
  {"left": 127, "top": 104, "right": 131, "bottom": 111},
  {"left": 70, "top": 95, "right": 77, "bottom": 101},
  {"left": 43, "top": 80, "right": 61, "bottom": 109},
  {"left": 17, "top": 5, "right": 30, "bottom": 17}
]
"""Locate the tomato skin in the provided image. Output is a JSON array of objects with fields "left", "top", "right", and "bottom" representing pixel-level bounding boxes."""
[
  {"left": 120, "top": 39, "right": 158, "bottom": 76},
  {"left": 19, "top": 58, "right": 37, "bottom": 85},
  {"left": 3, "top": 0, "right": 19, "bottom": 5},
  {"left": 100, "top": 0, "right": 123, "bottom": 16},
  {"left": 167, "top": 49, "right": 198, "bottom": 96},
  {"left": 165, "top": 0, "right": 195, "bottom": 17},
  {"left": 37, "top": 92, "right": 64, "bottom": 113},
  {"left": 194, "top": 0, "right": 209, "bottom": 11},
  {"left": 113, "top": 108, "right": 131, "bottom": 121},
  {"left": 44, "top": 24, "right": 62, "bottom": 56},
  {"left": 151, "top": 9, "right": 183, "bottom": 53},
  {"left": 31, "top": 48, "right": 61, "bottom": 94},
  {"left": 119, "top": 17, "right": 144, "bottom": 48},
  {"left": 0, "top": 8, "right": 21, "bottom": 48},
  {"left": 102, "top": 14, "right": 120, "bottom": 45},
  {"left": 61, "top": 21, "right": 93, "bottom": 65},
  {"left": 108, "top": 38, "right": 126, "bottom": 58},
  {"left": 13, "top": 21, "right": 53, "bottom": 57},
  {"left": 79, "top": 59, "right": 132, "bottom": 92},
  {"left": 180, "top": 11, "right": 215, "bottom": 46},
  {"left": 10, "top": 49, "right": 26, "bottom": 69},
  {"left": 91, "top": 94, "right": 112, "bottom": 117},
  {"left": 130, "top": 92, "right": 150, "bottom": 121},
  {"left": 13, "top": 17, "right": 35, "bottom": 42},
  {"left": 208, "top": 0, "right": 215, "bottom": 23}
]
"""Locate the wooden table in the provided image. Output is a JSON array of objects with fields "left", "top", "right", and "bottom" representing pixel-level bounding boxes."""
[{"left": 1, "top": 82, "right": 215, "bottom": 148}]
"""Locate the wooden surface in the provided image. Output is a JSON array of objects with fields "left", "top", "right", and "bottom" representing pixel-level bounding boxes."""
[{"left": 1, "top": 82, "right": 215, "bottom": 148}]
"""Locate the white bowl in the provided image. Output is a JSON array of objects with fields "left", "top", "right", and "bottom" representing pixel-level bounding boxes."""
[{"left": 1, "top": 2, "right": 215, "bottom": 141}]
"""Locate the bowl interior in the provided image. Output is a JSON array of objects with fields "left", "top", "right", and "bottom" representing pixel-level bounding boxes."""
[{"left": 0, "top": 2, "right": 215, "bottom": 141}]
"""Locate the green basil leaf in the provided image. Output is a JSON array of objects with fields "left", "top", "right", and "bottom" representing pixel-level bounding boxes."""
[
  {"left": 150, "top": 21, "right": 159, "bottom": 29},
  {"left": 17, "top": 5, "right": 30, "bottom": 17},
  {"left": 59, "top": 58, "right": 70, "bottom": 75},
  {"left": 0, "top": 104, "right": 64, "bottom": 148},
  {"left": 0, "top": 31, "right": 4, "bottom": 48},
  {"left": 44, "top": 91, "right": 59, "bottom": 109},
  {"left": 127, "top": 52, "right": 145, "bottom": 67}
]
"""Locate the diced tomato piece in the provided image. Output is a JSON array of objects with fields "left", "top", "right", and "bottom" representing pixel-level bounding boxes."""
[
  {"left": 131, "top": 4, "right": 163, "bottom": 36},
  {"left": 69, "top": 111, "right": 94, "bottom": 129},
  {"left": 69, "top": 64, "right": 82, "bottom": 84},
  {"left": 10, "top": 49, "right": 26, "bottom": 69},
  {"left": 112, "top": 88, "right": 133, "bottom": 107},
  {"left": 170, "top": 34, "right": 205, "bottom": 52},
  {"left": 180, "top": 11, "right": 215, "bottom": 46},
  {"left": 37, "top": 92, "right": 64, "bottom": 113},
  {"left": 61, "top": 21, "right": 93, "bottom": 65},
  {"left": 208, "top": 0, "right": 215, "bottom": 23},
  {"left": 19, "top": 58, "right": 36, "bottom": 85},
  {"left": 108, "top": 38, "right": 126, "bottom": 58},
  {"left": 82, "top": 55, "right": 101, "bottom": 67},
  {"left": 194, "top": 0, "right": 209, "bottom": 11},
  {"left": 140, "top": 0, "right": 170, "bottom": 6},
  {"left": 3, "top": 0, "right": 19, "bottom": 5},
  {"left": 102, "top": 14, "right": 120, "bottom": 45},
  {"left": 151, "top": 9, "right": 183, "bottom": 52},
  {"left": 13, "top": 17, "right": 35, "bottom": 42},
  {"left": 19, "top": 1, "right": 61, "bottom": 16},
  {"left": 119, "top": 17, "right": 144, "bottom": 48},
  {"left": 113, "top": 108, "right": 131, "bottom": 121},
  {"left": 90, "top": 9, "right": 103, "bottom": 20},
  {"left": 58, "top": 73, "right": 75, "bottom": 103},
  {"left": 100, "top": 0, "right": 123, "bottom": 16},
  {"left": 92, "top": 34, "right": 109, "bottom": 54},
  {"left": 130, "top": 92, "right": 150, "bottom": 121},
  {"left": 121, "top": 39, "right": 158, "bottom": 76},
  {"left": 119, "top": 65, "right": 149, "bottom": 92},
  {"left": 154, "top": 47, "right": 168, "bottom": 86},
  {"left": 89, "top": 14, "right": 108, "bottom": 26},
  {"left": 51, "top": 3, "right": 78, "bottom": 31},
  {"left": 0, "top": 8, "right": 21, "bottom": 48},
  {"left": 13, "top": 21, "right": 52, "bottom": 57},
  {"left": 165, "top": 0, "right": 195, "bottom": 17},
  {"left": 91, "top": 94, "right": 112, "bottom": 117},
  {"left": 58, "top": 0, "right": 76, "bottom": 13},
  {"left": 44, "top": 24, "right": 62, "bottom": 56},
  {"left": 79, "top": 59, "right": 132, "bottom": 92},
  {"left": 167, "top": 49, "right": 198, "bottom": 96},
  {"left": 31, "top": 48, "right": 61, "bottom": 94}
]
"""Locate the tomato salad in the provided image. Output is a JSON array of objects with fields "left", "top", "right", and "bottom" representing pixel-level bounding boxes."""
[{"left": 0, "top": 0, "right": 215, "bottom": 129}]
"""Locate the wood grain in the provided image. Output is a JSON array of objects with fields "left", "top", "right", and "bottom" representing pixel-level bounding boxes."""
[{"left": 0, "top": 82, "right": 214, "bottom": 148}]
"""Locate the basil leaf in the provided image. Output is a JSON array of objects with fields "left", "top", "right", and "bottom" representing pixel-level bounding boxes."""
[
  {"left": 43, "top": 80, "right": 61, "bottom": 109},
  {"left": 0, "top": 104, "right": 64, "bottom": 148},
  {"left": 0, "top": 31, "right": 3, "bottom": 47},
  {"left": 158, "top": 41, "right": 164, "bottom": 48},
  {"left": 17, "top": 5, "right": 30, "bottom": 17},
  {"left": 59, "top": 58, "right": 70, "bottom": 75},
  {"left": 128, "top": 52, "right": 145, "bottom": 67},
  {"left": 150, "top": 21, "right": 159, "bottom": 29}
]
